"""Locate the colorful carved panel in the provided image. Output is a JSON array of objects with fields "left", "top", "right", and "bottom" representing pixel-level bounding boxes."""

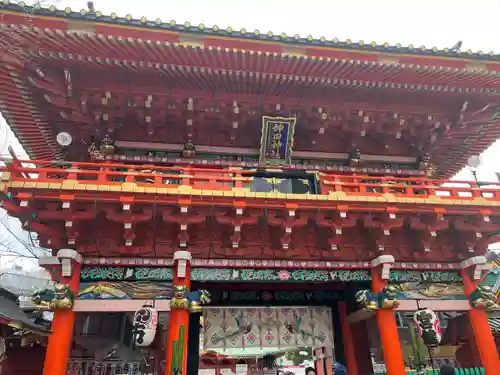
[
  {"left": 390, "top": 271, "right": 462, "bottom": 283},
  {"left": 80, "top": 266, "right": 463, "bottom": 283},
  {"left": 393, "top": 268, "right": 499, "bottom": 301},
  {"left": 393, "top": 282, "right": 466, "bottom": 300},
  {"left": 78, "top": 281, "right": 172, "bottom": 300},
  {"left": 203, "top": 307, "right": 333, "bottom": 350},
  {"left": 80, "top": 267, "right": 174, "bottom": 281}
]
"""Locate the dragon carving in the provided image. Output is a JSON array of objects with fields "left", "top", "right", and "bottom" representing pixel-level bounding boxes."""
[
  {"left": 170, "top": 285, "right": 211, "bottom": 313},
  {"left": 31, "top": 283, "right": 75, "bottom": 310},
  {"left": 469, "top": 285, "right": 499, "bottom": 310},
  {"left": 355, "top": 285, "right": 400, "bottom": 311}
]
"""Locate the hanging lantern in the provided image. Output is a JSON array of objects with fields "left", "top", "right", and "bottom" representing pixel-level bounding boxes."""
[
  {"left": 413, "top": 309, "right": 442, "bottom": 347},
  {"left": 133, "top": 303, "right": 158, "bottom": 347}
]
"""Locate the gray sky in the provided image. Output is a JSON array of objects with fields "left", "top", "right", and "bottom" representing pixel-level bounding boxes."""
[{"left": 1, "top": 0, "right": 500, "bottom": 268}]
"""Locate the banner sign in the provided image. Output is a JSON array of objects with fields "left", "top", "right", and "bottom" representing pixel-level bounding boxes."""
[
  {"left": 259, "top": 116, "right": 296, "bottom": 164},
  {"left": 211, "top": 290, "right": 340, "bottom": 305}
]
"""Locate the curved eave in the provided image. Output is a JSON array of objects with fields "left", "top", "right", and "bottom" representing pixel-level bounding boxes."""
[
  {"left": 3, "top": 52, "right": 500, "bottom": 178},
  {"left": 437, "top": 130, "right": 500, "bottom": 179},
  {"left": 0, "top": 67, "right": 60, "bottom": 160},
  {"left": 3, "top": 23, "right": 500, "bottom": 96},
  {"left": 0, "top": 2, "right": 499, "bottom": 66}
]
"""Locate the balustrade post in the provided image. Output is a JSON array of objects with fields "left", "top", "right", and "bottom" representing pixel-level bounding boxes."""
[
  {"left": 97, "top": 162, "right": 111, "bottom": 183},
  {"left": 181, "top": 168, "right": 191, "bottom": 187},
  {"left": 165, "top": 251, "right": 192, "bottom": 375},
  {"left": 38, "top": 249, "right": 82, "bottom": 375},
  {"left": 371, "top": 255, "right": 406, "bottom": 375},
  {"left": 460, "top": 256, "right": 499, "bottom": 374}
]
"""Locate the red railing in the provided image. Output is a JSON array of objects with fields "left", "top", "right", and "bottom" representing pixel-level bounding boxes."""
[
  {"left": 320, "top": 174, "right": 500, "bottom": 200},
  {"left": 2, "top": 159, "right": 500, "bottom": 201},
  {"left": 3, "top": 159, "right": 251, "bottom": 190}
]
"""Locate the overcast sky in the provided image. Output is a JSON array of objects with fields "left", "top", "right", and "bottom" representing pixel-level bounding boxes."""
[{"left": 0, "top": 0, "right": 499, "bottom": 268}]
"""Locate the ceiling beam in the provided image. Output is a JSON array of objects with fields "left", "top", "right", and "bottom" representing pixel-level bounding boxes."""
[{"left": 115, "top": 141, "right": 417, "bottom": 163}]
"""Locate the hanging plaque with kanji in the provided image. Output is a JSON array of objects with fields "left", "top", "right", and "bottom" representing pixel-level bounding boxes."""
[{"left": 259, "top": 116, "right": 296, "bottom": 164}]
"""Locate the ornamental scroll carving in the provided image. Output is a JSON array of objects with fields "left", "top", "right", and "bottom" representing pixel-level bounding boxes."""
[{"left": 80, "top": 266, "right": 464, "bottom": 283}]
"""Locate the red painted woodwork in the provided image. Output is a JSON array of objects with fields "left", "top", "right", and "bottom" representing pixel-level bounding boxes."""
[
  {"left": 18, "top": 63, "right": 463, "bottom": 161},
  {"left": 0, "top": 345, "right": 45, "bottom": 375},
  {"left": 3, "top": 160, "right": 500, "bottom": 263},
  {"left": 1, "top": 7, "right": 500, "bottom": 267},
  {"left": 350, "top": 321, "right": 374, "bottom": 374},
  {"left": 0, "top": 16, "right": 499, "bottom": 176}
]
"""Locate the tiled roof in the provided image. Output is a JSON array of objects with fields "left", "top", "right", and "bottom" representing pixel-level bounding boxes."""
[
  {"left": 1, "top": 1, "right": 499, "bottom": 61},
  {"left": 0, "top": 296, "right": 50, "bottom": 335}
]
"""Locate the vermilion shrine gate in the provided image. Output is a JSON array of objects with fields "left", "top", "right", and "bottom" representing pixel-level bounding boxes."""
[{"left": 0, "top": 2, "right": 499, "bottom": 375}]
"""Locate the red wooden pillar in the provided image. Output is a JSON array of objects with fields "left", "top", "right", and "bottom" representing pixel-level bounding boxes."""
[
  {"left": 371, "top": 255, "right": 406, "bottom": 375},
  {"left": 338, "top": 301, "right": 358, "bottom": 375},
  {"left": 461, "top": 256, "right": 499, "bottom": 375},
  {"left": 39, "top": 249, "right": 82, "bottom": 375},
  {"left": 313, "top": 347, "right": 333, "bottom": 375},
  {"left": 350, "top": 321, "right": 375, "bottom": 374},
  {"left": 165, "top": 251, "right": 192, "bottom": 375}
]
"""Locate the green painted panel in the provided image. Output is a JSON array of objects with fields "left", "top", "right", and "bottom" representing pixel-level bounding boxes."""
[{"left": 80, "top": 266, "right": 462, "bottom": 283}]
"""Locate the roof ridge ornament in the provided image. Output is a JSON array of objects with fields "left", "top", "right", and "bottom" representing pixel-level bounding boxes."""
[{"left": 1, "top": 2, "right": 497, "bottom": 59}]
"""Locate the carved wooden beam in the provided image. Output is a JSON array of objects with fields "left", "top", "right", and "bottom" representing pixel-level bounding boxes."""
[
  {"left": 267, "top": 206, "right": 309, "bottom": 250},
  {"left": 1, "top": 197, "right": 31, "bottom": 217},
  {"left": 104, "top": 205, "right": 153, "bottom": 247},
  {"left": 30, "top": 221, "right": 64, "bottom": 250},
  {"left": 316, "top": 206, "right": 357, "bottom": 251},
  {"left": 453, "top": 213, "right": 500, "bottom": 254},
  {"left": 37, "top": 199, "right": 97, "bottom": 246},
  {"left": 215, "top": 204, "right": 259, "bottom": 249},
  {"left": 409, "top": 213, "right": 449, "bottom": 253},
  {"left": 162, "top": 203, "right": 207, "bottom": 250},
  {"left": 363, "top": 212, "right": 404, "bottom": 252}
]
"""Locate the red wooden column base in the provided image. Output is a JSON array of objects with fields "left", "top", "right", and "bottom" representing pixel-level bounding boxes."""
[
  {"left": 40, "top": 249, "right": 82, "bottom": 375},
  {"left": 371, "top": 255, "right": 406, "bottom": 375},
  {"left": 313, "top": 347, "right": 333, "bottom": 375},
  {"left": 461, "top": 256, "right": 500, "bottom": 375},
  {"left": 165, "top": 251, "right": 192, "bottom": 375}
]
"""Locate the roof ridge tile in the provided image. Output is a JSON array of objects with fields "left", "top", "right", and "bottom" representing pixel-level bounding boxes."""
[{"left": 1, "top": 1, "right": 498, "bottom": 61}]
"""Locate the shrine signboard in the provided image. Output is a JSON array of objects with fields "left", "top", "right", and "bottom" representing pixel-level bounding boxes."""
[{"left": 259, "top": 116, "right": 296, "bottom": 164}]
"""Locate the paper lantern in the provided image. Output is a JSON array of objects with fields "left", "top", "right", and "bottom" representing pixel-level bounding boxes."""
[
  {"left": 413, "top": 309, "right": 442, "bottom": 347},
  {"left": 133, "top": 304, "right": 158, "bottom": 347}
]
